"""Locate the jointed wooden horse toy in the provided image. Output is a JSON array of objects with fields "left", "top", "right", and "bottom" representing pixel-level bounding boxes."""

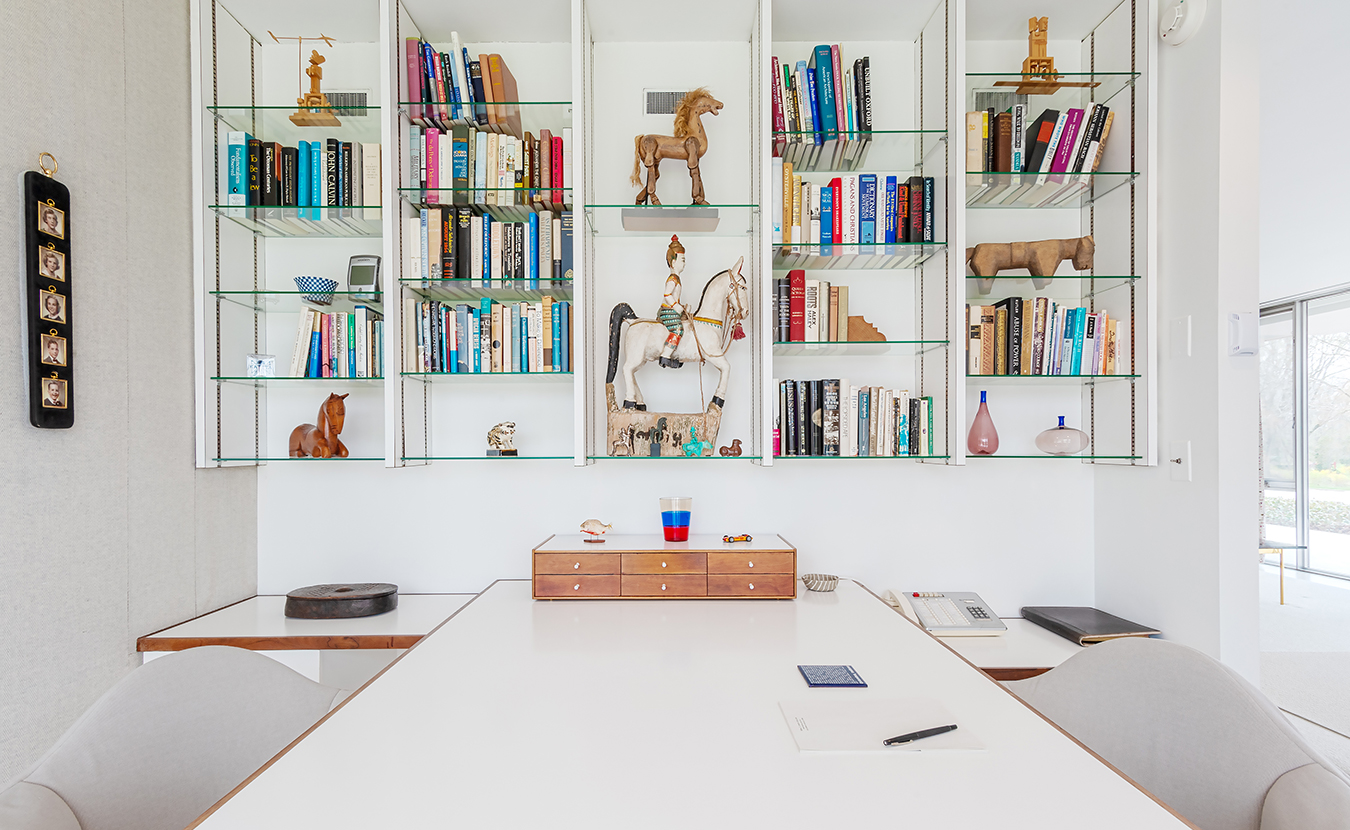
[
  {"left": 606, "top": 257, "right": 748, "bottom": 412},
  {"left": 630, "top": 87, "right": 723, "bottom": 206},
  {"left": 288, "top": 392, "right": 349, "bottom": 458}
]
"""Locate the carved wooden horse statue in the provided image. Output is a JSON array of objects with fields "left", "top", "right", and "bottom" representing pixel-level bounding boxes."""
[
  {"left": 289, "top": 392, "right": 349, "bottom": 458},
  {"left": 630, "top": 87, "right": 723, "bottom": 206},
  {"left": 967, "top": 235, "right": 1094, "bottom": 294}
]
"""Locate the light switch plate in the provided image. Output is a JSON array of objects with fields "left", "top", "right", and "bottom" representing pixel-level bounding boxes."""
[
  {"left": 1169, "top": 440, "right": 1192, "bottom": 482},
  {"left": 1171, "top": 316, "right": 1192, "bottom": 358}
]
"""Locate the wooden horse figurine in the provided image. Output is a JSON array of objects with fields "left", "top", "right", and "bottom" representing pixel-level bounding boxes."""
[
  {"left": 630, "top": 87, "right": 723, "bottom": 206},
  {"left": 967, "top": 236, "right": 1094, "bottom": 294},
  {"left": 288, "top": 393, "right": 349, "bottom": 458}
]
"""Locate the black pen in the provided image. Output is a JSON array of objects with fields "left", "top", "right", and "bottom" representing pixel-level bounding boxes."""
[{"left": 883, "top": 724, "right": 958, "bottom": 746}]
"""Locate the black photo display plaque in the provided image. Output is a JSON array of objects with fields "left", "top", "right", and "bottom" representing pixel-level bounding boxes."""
[{"left": 26, "top": 165, "right": 73, "bottom": 428}]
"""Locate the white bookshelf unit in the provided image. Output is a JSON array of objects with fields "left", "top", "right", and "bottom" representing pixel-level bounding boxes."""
[{"left": 191, "top": 0, "right": 1156, "bottom": 469}]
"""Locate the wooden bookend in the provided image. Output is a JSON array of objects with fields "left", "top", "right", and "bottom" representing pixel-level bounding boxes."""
[{"left": 847, "top": 316, "right": 885, "bottom": 342}]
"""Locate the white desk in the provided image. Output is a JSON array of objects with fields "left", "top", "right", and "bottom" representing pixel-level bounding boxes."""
[
  {"left": 191, "top": 581, "right": 1186, "bottom": 829},
  {"left": 945, "top": 619, "right": 1087, "bottom": 680}
]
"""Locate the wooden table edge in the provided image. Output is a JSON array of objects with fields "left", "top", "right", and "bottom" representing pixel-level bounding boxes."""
[{"left": 137, "top": 635, "right": 427, "bottom": 652}]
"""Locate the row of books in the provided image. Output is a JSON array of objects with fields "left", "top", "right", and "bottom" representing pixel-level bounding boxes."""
[
  {"left": 771, "top": 46, "right": 873, "bottom": 170},
  {"left": 225, "top": 134, "right": 381, "bottom": 220},
  {"left": 773, "top": 271, "right": 851, "bottom": 343},
  {"left": 405, "top": 37, "right": 523, "bottom": 137},
  {"left": 405, "top": 208, "right": 573, "bottom": 287},
  {"left": 965, "top": 103, "right": 1115, "bottom": 207},
  {"left": 966, "top": 300, "right": 1129, "bottom": 376},
  {"left": 406, "top": 298, "right": 571, "bottom": 374},
  {"left": 288, "top": 306, "right": 384, "bottom": 378},
  {"left": 773, "top": 162, "right": 934, "bottom": 247},
  {"left": 409, "top": 125, "right": 570, "bottom": 213},
  {"left": 774, "top": 379, "right": 935, "bottom": 457}
]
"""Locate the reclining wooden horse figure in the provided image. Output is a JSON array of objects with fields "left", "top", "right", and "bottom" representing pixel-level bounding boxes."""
[{"left": 966, "top": 235, "right": 1094, "bottom": 294}]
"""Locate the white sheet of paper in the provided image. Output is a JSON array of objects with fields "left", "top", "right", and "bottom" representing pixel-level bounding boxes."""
[{"left": 779, "top": 698, "right": 984, "bottom": 753}]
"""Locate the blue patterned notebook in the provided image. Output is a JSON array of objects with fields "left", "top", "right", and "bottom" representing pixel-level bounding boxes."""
[{"left": 798, "top": 665, "right": 867, "bottom": 688}]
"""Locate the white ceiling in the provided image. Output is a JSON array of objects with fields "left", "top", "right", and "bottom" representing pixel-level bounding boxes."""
[
  {"left": 772, "top": 0, "right": 941, "bottom": 42},
  {"left": 966, "top": 0, "right": 1127, "bottom": 41},
  {"left": 402, "top": 0, "right": 572, "bottom": 43},
  {"left": 218, "top": 0, "right": 381, "bottom": 44}
]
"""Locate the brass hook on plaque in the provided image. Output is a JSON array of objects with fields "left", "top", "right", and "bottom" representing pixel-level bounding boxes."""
[
  {"left": 38, "top": 153, "right": 57, "bottom": 177},
  {"left": 49, "top": 328, "right": 59, "bottom": 337}
]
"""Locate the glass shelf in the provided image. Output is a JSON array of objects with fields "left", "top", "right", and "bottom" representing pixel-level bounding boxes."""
[
  {"left": 213, "top": 456, "right": 383, "bottom": 462},
  {"left": 396, "top": 101, "right": 573, "bottom": 128},
  {"left": 965, "top": 454, "right": 1142, "bottom": 460},
  {"left": 584, "top": 205, "right": 758, "bottom": 237},
  {"left": 587, "top": 455, "right": 763, "bottom": 461},
  {"left": 965, "top": 72, "right": 1139, "bottom": 110},
  {"left": 773, "top": 340, "right": 948, "bottom": 357},
  {"left": 773, "top": 455, "right": 951, "bottom": 460},
  {"left": 402, "top": 371, "right": 573, "bottom": 382},
  {"left": 401, "top": 455, "right": 573, "bottom": 461},
  {"left": 774, "top": 242, "right": 945, "bottom": 270},
  {"left": 966, "top": 274, "right": 1140, "bottom": 299},
  {"left": 213, "top": 376, "right": 384, "bottom": 385},
  {"left": 401, "top": 278, "right": 573, "bottom": 303},
  {"left": 396, "top": 190, "right": 573, "bottom": 223},
  {"left": 209, "top": 206, "right": 382, "bottom": 238},
  {"left": 773, "top": 130, "right": 947, "bottom": 174},
  {"left": 964, "top": 172, "right": 1138, "bottom": 209},
  {"left": 212, "top": 290, "right": 383, "bottom": 314},
  {"left": 208, "top": 105, "right": 382, "bottom": 145},
  {"left": 968, "top": 373, "right": 1138, "bottom": 382}
]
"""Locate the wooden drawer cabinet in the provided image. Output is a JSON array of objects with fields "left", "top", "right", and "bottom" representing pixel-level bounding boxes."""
[{"left": 532, "top": 535, "right": 796, "bottom": 600}]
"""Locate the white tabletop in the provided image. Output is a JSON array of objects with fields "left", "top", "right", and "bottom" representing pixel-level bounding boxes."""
[
  {"left": 944, "top": 619, "right": 1087, "bottom": 670},
  {"left": 139, "top": 594, "right": 474, "bottom": 650},
  {"left": 191, "top": 581, "right": 1184, "bottom": 829},
  {"left": 536, "top": 533, "right": 795, "bottom": 552}
]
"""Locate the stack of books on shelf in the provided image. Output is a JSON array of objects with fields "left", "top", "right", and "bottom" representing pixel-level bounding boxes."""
[
  {"left": 965, "top": 103, "right": 1114, "bottom": 207},
  {"left": 409, "top": 123, "right": 571, "bottom": 222},
  {"left": 406, "top": 297, "right": 571, "bottom": 374},
  {"left": 774, "top": 379, "right": 934, "bottom": 457},
  {"left": 772, "top": 165, "right": 933, "bottom": 248},
  {"left": 226, "top": 133, "right": 381, "bottom": 226},
  {"left": 406, "top": 37, "right": 522, "bottom": 135},
  {"left": 406, "top": 207, "right": 572, "bottom": 288},
  {"left": 772, "top": 46, "right": 872, "bottom": 170},
  {"left": 966, "top": 300, "right": 1129, "bottom": 376},
  {"left": 773, "top": 270, "right": 851, "bottom": 343},
  {"left": 288, "top": 306, "right": 384, "bottom": 378}
]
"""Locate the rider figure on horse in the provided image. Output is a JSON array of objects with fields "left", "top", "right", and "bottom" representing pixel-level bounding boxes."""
[{"left": 658, "top": 234, "right": 686, "bottom": 369}]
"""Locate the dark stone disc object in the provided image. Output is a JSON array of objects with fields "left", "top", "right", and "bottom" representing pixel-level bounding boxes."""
[{"left": 284, "top": 583, "right": 399, "bottom": 619}]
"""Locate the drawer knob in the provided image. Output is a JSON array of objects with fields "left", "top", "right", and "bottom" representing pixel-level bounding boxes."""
[
  {"left": 662, "top": 561, "right": 667, "bottom": 568},
  {"left": 749, "top": 561, "right": 754, "bottom": 568},
  {"left": 749, "top": 583, "right": 755, "bottom": 590},
  {"left": 661, "top": 584, "right": 667, "bottom": 591},
  {"left": 574, "top": 563, "right": 580, "bottom": 569},
  {"left": 574, "top": 584, "right": 580, "bottom": 591}
]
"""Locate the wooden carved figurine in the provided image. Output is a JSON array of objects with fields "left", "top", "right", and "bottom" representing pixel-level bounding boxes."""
[
  {"left": 288, "top": 393, "right": 349, "bottom": 458},
  {"left": 275, "top": 32, "right": 342, "bottom": 127},
  {"left": 1022, "top": 17, "right": 1056, "bottom": 82},
  {"left": 630, "top": 88, "right": 723, "bottom": 206},
  {"left": 966, "top": 236, "right": 1094, "bottom": 293},
  {"left": 719, "top": 438, "right": 743, "bottom": 457}
]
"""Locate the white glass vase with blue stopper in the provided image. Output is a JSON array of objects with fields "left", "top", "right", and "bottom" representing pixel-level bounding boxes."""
[{"left": 1035, "top": 416, "right": 1089, "bottom": 456}]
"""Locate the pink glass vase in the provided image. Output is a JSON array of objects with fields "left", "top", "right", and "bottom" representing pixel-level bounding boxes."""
[{"left": 967, "top": 390, "right": 999, "bottom": 455}]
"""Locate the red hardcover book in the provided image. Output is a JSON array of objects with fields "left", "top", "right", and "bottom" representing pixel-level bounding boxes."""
[
  {"left": 828, "top": 179, "right": 842, "bottom": 244},
  {"left": 552, "top": 136, "right": 564, "bottom": 205},
  {"left": 771, "top": 56, "right": 785, "bottom": 157},
  {"left": 321, "top": 314, "right": 332, "bottom": 378},
  {"left": 788, "top": 269, "right": 806, "bottom": 342},
  {"left": 405, "top": 39, "right": 424, "bottom": 122},
  {"left": 896, "top": 181, "right": 910, "bottom": 243},
  {"left": 425, "top": 128, "right": 440, "bottom": 204}
]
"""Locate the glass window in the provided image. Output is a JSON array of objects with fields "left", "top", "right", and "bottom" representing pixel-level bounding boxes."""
[{"left": 1261, "top": 309, "right": 1296, "bottom": 550}]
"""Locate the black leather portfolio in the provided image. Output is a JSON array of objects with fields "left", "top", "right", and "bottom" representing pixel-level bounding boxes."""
[{"left": 1020, "top": 606, "right": 1161, "bottom": 646}]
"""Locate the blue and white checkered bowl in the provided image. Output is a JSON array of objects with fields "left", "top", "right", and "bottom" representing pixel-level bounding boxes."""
[{"left": 294, "top": 275, "right": 337, "bottom": 306}]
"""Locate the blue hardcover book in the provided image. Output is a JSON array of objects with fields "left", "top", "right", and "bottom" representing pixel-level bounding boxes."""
[
  {"left": 448, "top": 305, "right": 458, "bottom": 373},
  {"left": 297, "top": 141, "right": 310, "bottom": 209},
  {"left": 805, "top": 68, "right": 822, "bottom": 146},
  {"left": 884, "top": 176, "right": 897, "bottom": 244},
  {"left": 309, "top": 141, "right": 323, "bottom": 219},
  {"left": 439, "top": 304, "right": 449, "bottom": 371},
  {"left": 307, "top": 330, "right": 322, "bottom": 378},
  {"left": 820, "top": 187, "right": 834, "bottom": 249},
  {"left": 858, "top": 174, "right": 877, "bottom": 245},
  {"left": 457, "top": 305, "right": 471, "bottom": 372},
  {"left": 560, "top": 211, "right": 574, "bottom": 279},
  {"left": 471, "top": 309, "right": 482, "bottom": 372},
  {"left": 560, "top": 301, "right": 570, "bottom": 372},
  {"left": 551, "top": 304, "right": 562, "bottom": 372},
  {"left": 481, "top": 214, "right": 492, "bottom": 287},
  {"left": 1071, "top": 307, "right": 1087, "bottom": 375},
  {"left": 520, "top": 304, "right": 529, "bottom": 371},
  {"left": 422, "top": 42, "right": 438, "bottom": 120},
  {"left": 810, "top": 46, "right": 837, "bottom": 138},
  {"left": 510, "top": 305, "right": 521, "bottom": 372},
  {"left": 528, "top": 212, "right": 539, "bottom": 289},
  {"left": 857, "top": 389, "right": 871, "bottom": 457},
  {"left": 226, "top": 132, "right": 249, "bottom": 210}
]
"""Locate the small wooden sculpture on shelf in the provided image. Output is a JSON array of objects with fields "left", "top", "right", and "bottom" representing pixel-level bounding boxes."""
[
  {"left": 719, "top": 438, "right": 743, "bottom": 457},
  {"left": 631, "top": 88, "right": 723, "bottom": 206},
  {"left": 288, "top": 393, "right": 349, "bottom": 458},
  {"left": 966, "top": 236, "right": 1095, "bottom": 294},
  {"left": 270, "top": 32, "right": 342, "bottom": 127},
  {"left": 847, "top": 316, "right": 886, "bottom": 342},
  {"left": 993, "top": 18, "right": 1098, "bottom": 95},
  {"left": 487, "top": 421, "right": 518, "bottom": 456},
  {"left": 580, "top": 519, "right": 612, "bottom": 542}
]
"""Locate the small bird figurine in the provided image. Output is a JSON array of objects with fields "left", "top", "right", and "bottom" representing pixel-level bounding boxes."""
[
  {"left": 580, "top": 519, "right": 613, "bottom": 542},
  {"left": 719, "top": 438, "right": 743, "bottom": 457}
]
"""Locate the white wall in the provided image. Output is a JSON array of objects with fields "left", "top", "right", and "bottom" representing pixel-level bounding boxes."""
[
  {"left": 0, "top": 0, "right": 258, "bottom": 784},
  {"left": 1259, "top": 0, "right": 1350, "bottom": 303},
  {"left": 1094, "top": 0, "right": 1261, "bottom": 679}
]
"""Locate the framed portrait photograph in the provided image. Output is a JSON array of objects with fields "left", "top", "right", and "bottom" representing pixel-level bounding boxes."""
[
  {"left": 37, "top": 247, "right": 65, "bottom": 282},
  {"left": 38, "top": 289, "right": 66, "bottom": 324},
  {"left": 39, "top": 334, "right": 67, "bottom": 367},
  {"left": 37, "top": 202, "right": 65, "bottom": 240},
  {"left": 247, "top": 354, "right": 276, "bottom": 378},
  {"left": 40, "top": 377, "right": 68, "bottom": 410}
]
